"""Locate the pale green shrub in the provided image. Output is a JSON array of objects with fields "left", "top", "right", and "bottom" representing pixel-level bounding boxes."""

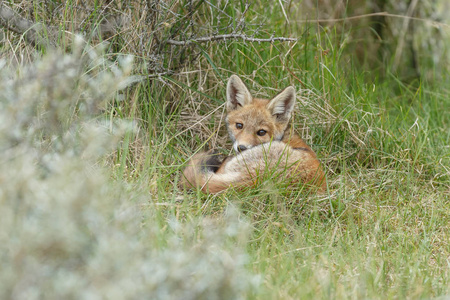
[{"left": 0, "top": 40, "right": 257, "bottom": 299}]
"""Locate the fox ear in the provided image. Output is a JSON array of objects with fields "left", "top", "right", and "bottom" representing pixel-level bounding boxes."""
[
  {"left": 266, "top": 86, "right": 296, "bottom": 121},
  {"left": 226, "top": 75, "right": 253, "bottom": 111}
]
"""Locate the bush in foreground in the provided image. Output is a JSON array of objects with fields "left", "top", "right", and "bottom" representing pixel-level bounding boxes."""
[{"left": 0, "top": 42, "right": 257, "bottom": 299}]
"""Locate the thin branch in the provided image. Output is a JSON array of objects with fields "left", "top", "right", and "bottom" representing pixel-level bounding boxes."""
[
  {"left": 296, "top": 11, "right": 450, "bottom": 28},
  {"left": 0, "top": 2, "right": 55, "bottom": 48},
  {"left": 235, "top": 1, "right": 250, "bottom": 32},
  {"left": 166, "top": 33, "right": 297, "bottom": 46}
]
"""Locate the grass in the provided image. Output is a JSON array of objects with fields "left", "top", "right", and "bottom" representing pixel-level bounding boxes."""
[{"left": 0, "top": 0, "right": 449, "bottom": 299}]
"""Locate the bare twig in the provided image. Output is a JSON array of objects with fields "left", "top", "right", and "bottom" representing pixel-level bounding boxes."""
[
  {"left": 295, "top": 11, "right": 450, "bottom": 29},
  {"left": 166, "top": 33, "right": 297, "bottom": 46},
  {"left": 0, "top": 2, "right": 55, "bottom": 48},
  {"left": 235, "top": 1, "right": 250, "bottom": 32}
]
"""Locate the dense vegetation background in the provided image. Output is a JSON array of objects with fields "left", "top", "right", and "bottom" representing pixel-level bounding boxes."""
[{"left": 0, "top": 0, "right": 449, "bottom": 298}]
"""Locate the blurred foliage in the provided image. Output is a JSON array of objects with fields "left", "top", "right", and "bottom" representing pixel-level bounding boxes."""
[
  {"left": 297, "top": 0, "right": 450, "bottom": 81},
  {"left": 0, "top": 43, "right": 257, "bottom": 299}
]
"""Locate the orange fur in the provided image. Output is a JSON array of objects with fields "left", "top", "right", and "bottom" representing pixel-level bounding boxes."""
[{"left": 181, "top": 75, "right": 325, "bottom": 193}]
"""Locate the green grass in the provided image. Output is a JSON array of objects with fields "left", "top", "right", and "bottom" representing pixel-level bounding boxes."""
[{"left": 0, "top": 1, "right": 449, "bottom": 299}]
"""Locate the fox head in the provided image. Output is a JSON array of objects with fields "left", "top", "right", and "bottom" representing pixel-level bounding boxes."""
[{"left": 226, "top": 75, "right": 296, "bottom": 152}]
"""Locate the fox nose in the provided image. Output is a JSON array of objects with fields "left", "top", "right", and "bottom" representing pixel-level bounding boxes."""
[{"left": 237, "top": 145, "right": 247, "bottom": 152}]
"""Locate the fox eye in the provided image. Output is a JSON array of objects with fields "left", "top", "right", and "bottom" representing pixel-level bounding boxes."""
[
  {"left": 257, "top": 129, "right": 267, "bottom": 136},
  {"left": 236, "top": 123, "right": 243, "bottom": 129}
]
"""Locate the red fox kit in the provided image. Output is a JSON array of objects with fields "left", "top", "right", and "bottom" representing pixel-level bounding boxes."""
[{"left": 182, "top": 75, "right": 325, "bottom": 193}]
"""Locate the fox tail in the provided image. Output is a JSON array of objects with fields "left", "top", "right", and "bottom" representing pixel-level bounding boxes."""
[{"left": 181, "top": 150, "right": 235, "bottom": 193}]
